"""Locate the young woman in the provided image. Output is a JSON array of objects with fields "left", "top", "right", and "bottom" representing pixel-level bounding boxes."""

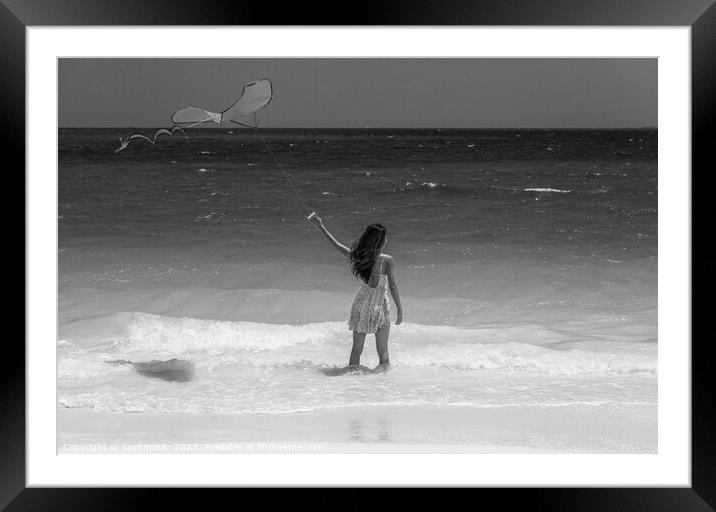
[{"left": 309, "top": 215, "right": 403, "bottom": 370}]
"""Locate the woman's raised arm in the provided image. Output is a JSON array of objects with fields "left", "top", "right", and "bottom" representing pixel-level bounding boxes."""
[{"left": 308, "top": 214, "right": 351, "bottom": 257}]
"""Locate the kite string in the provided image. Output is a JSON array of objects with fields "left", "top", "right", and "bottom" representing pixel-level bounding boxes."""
[{"left": 252, "top": 116, "right": 313, "bottom": 215}]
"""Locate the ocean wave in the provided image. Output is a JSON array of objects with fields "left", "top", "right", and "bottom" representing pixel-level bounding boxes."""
[
  {"left": 194, "top": 211, "right": 225, "bottom": 221},
  {"left": 67, "top": 313, "right": 657, "bottom": 376},
  {"left": 195, "top": 346, "right": 655, "bottom": 375},
  {"left": 523, "top": 188, "right": 572, "bottom": 193},
  {"left": 113, "top": 313, "right": 568, "bottom": 353},
  {"left": 118, "top": 313, "right": 346, "bottom": 353},
  {"left": 389, "top": 181, "right": 475, "bottom": 197},
  {"left": 214, "top": 340, "right": 655, "bottom": 375},
  {"left": 397, "top": 342, "right": 655, "bottom": 375}
]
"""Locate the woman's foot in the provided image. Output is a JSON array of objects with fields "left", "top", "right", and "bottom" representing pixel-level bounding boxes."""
[{"left": 373, "top": 361, "right": 391, "bottom": 373}]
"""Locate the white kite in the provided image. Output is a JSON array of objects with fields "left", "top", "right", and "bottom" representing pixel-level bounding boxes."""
[
  {"left": 115, "top": 79, "right": 273, "bottom": 153},
  {"left": 111, "top": 78, "right": 309, "bottom": 214}
]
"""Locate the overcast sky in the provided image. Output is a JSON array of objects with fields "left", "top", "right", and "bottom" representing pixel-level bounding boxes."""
[{"left": 59, "top": 58, "right": 656, "bottom": 128}]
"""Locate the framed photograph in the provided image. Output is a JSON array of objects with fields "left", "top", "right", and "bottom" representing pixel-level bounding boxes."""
[{"left": 8, "top": 0, "right": 710, "bottom": 506}]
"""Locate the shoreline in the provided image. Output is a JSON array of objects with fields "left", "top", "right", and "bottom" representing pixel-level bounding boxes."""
[{"left": 58, "top": 402, "right": 657, "bottom": 454}]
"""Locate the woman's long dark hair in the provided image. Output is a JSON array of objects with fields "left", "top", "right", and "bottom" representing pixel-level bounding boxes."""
[{"left": 349, "top": 224, "right": 386, "bottom": 283}]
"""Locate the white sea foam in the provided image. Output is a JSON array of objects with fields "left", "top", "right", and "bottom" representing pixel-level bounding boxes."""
[
  {"left": 58, "top": 355, "right": 131, "bottom": 379},
  {"left": 523, "top": 187, "right": 572, "bottom": 193},
  {"left": 397, "top": 342, "right": 656, "bottom": 374},
  {"left": 56, "top": 311, "right": 657, "bottom": 425},
  {"left": 58, "top": 313, "right": 656, "bottom": 376},
  {"left": 118, "top": 313, "right": 346, "bottom": 354}
]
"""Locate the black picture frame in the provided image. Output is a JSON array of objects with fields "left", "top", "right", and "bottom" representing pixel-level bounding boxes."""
[{"left": 5, "top": 0, "right": 710, "bottom": 508}]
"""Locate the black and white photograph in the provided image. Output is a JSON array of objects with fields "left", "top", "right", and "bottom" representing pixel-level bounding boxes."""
[{"left": 57, "top": 57, "right": 658, "bottom": 454}]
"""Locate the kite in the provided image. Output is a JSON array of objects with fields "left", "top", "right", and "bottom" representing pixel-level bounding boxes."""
[
  {"left": 114, "top": 78, "right": 312, "bottom": 214},
  {"left": 115, "top": 79, "right": 273, "bottom": 152}
]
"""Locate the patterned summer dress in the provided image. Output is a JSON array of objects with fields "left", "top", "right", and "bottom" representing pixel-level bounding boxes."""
[{"left": 348, "top": 256, "right": 391, "bottom": 334}]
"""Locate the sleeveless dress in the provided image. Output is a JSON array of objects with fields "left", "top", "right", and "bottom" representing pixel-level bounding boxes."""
[{"left": 348, "top": 257, "right": 391, "bottom": 334}]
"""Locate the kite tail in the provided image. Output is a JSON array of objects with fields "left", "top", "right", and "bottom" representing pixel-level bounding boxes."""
[{"left": 252, "top": 114, "right": 313, "bottom": 215}]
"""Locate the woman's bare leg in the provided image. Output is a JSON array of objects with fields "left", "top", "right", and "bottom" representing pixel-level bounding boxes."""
[
  {"left": 349, "top": 331, "right": 366, "bottom": 366},
  {"left": 375, "top": 323, "right": 391, "bottom": 366}
]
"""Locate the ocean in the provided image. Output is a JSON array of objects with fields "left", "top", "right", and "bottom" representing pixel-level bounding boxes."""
[{"left": 57, "top": 128, "right": 657, "bottom": 452}]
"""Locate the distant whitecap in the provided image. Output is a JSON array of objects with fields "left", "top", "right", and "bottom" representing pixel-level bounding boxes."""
[{"left": 524, "top": 187, "right": 572, "bottom": 193}]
